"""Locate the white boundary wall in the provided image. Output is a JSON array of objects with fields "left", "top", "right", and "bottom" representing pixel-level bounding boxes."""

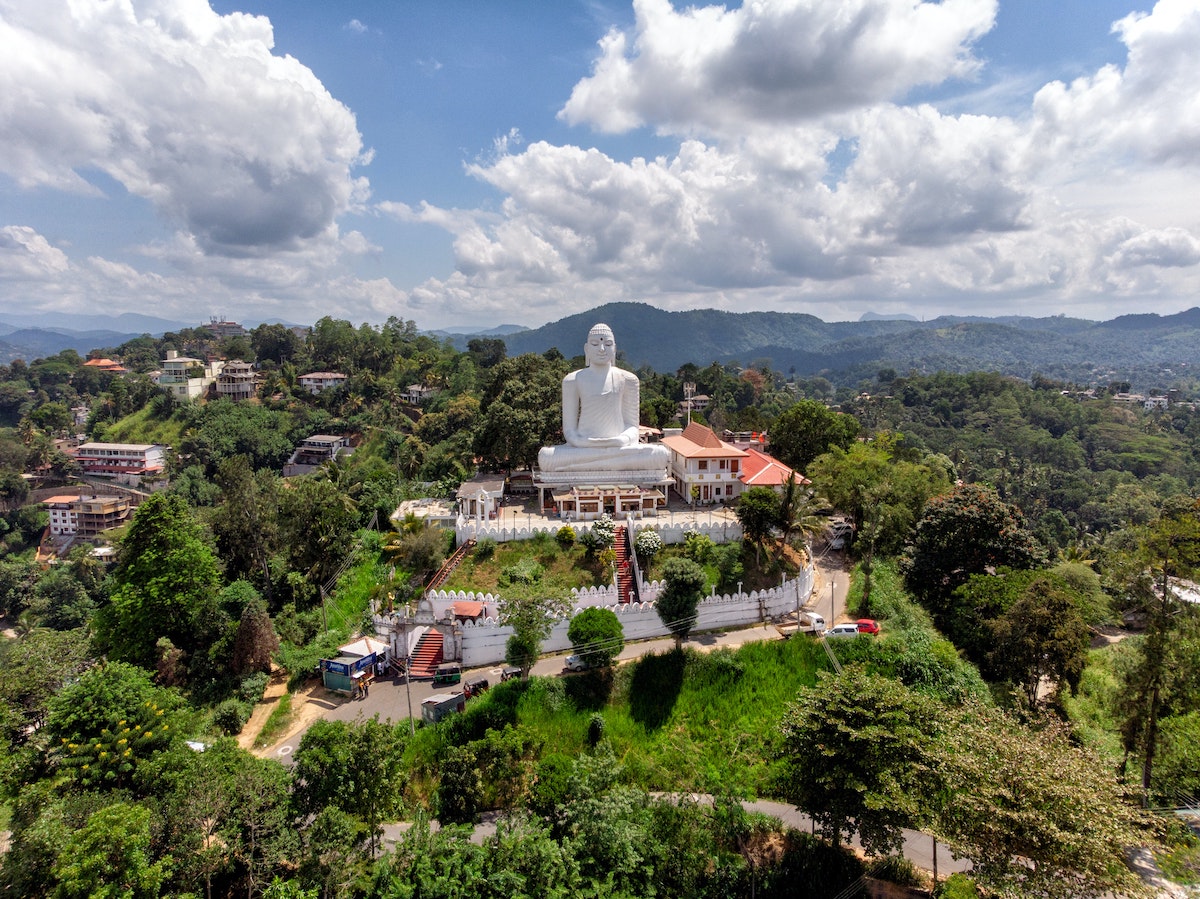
[
  {"left": 414, "top": 563, "right": 815, "bottom": 668},
  {"left": 455, "top": 516, "right": 742, "bottom": 546}
]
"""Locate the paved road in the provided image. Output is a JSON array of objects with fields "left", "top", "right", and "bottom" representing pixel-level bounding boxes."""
[
  {"left": 378, "top": 795, "right": 971, "bottom": 884},
  {"left": 263, "top": 553, "right": 852, "bottom": 759}
]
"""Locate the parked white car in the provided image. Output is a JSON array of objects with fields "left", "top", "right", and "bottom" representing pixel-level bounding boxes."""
[{"left": 824, "top": 623, "right": 861, "bottom": 638}]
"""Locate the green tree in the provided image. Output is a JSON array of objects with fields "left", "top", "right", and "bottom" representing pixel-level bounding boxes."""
[
  {"left": 231, "top": 596, "right": 279, "bottom": 676},
  {"left": 1118, "top": 505, "right": 1200, "bottom": 798},
  {"left": 567, "top": 607, "right": 625, "bottom": 668},
  {"left": 94, "top": 493, "right": 224, "bottom": 670},
  {"left": 211, "top": 456, "right": 280, "bottom": 600},
  {"left": 51, "top": 802, "right": 171, "bottom": 899},
  {"left": 776, "top": 669, "right": 945, "bottom": 854},
  {"left": 501, "top": 592, "right": 571, "bottom": 677},
  {"left": 734, "top": 486, "right": 779, "bottom": 566},
  {"left": 768, "top": 400, "right": 860, "bottom": 471},
  {"left": 46, "top": 662, "right": 187, "bottom": 791},
  {"left": 292, "top": 717, "right": 404, "bottom": 856},
  {"left": 987, "top": 575, "right": 1090, "bottom": 707},
  {"left": 472, "top": 353, "right": 567, "bottom": 473},
  {"left": 938, "top": 704, "right": 1150, "bottom": 899},
  {"left": 902, "top": 483, "right": 1044, "bottom": 617},
  {"left": 656, "top": 558, "right": 706, "bottom": 649}
]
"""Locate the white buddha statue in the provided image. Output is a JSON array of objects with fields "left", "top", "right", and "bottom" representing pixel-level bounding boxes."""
[{"left": 537, "top": 323, "right": 670, "bottom": 474}]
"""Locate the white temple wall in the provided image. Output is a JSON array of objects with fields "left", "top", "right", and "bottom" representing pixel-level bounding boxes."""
[
  {"left": 455, "top": 516, "right": 742, "bottom": 546},
  {"left": 423, "top": 564, "right": 815, "bottom": 668}
]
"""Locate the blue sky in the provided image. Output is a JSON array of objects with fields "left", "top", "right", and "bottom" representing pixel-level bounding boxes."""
[{"left": 3, "top": 0, "right": 1200, "bottom": 331}]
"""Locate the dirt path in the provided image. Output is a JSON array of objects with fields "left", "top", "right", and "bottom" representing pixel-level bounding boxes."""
[
  {"left": 241, "top": 676, "right": 346, "bottom": 758},
  {"left": 238, "top": 669, "right": 346, "bottom": 755}
]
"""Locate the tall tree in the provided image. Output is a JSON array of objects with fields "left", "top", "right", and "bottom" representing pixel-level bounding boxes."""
[
  {"left": 1119, "top": 505, "right": 1200, "bottom": 798},
  {"left": 501, "top": 592, "right": 571, "bottom": 677},
  {"left": 776, "top": 669, "right": 945, "bottom": 854},
  {"left": 902, "top": 483, "right": 1044, "bottom": 617},
  {"left": 768, "top": 400, "right": 859, "bottom": 471},
  {"left": 734, "top": 486, "right": 780, "bottom": 565},
  {"left": 656, "top": 558, "right": 706, "bottom": 649},
  {"left": 987, "top": 575, "right": 1090, "bottom": 707},
  {"left": 94, "top": 493, "right": 223, "bottom": 670},
  {"left": 472, "top": 353, "right": 567, "bottom": 473}
]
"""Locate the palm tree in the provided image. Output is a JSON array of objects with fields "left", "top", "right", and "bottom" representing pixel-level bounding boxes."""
[{"left": 778, "top": 474, "right": 824, "bottom": 562}]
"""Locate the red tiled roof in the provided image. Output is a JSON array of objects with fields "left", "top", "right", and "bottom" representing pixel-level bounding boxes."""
[
  {"left": 739, "top": 448, "right": 808, "bottom": 488},
  {"left": 453, "top": 601, "right": 485, "bottom": 618},
  {"left": 661, "top": 422, "right": 746, "bottom": 459}
]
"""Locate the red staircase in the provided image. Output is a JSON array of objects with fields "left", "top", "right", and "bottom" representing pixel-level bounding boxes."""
[
  {"left": 426, "top": 539, "right": 476, "bottom": 592},
  {"left": 407, "top": 630, "right": 444, "bottom": 679},
  {"left": 615, "top": 525, "right": 634, "bottom": 603}
]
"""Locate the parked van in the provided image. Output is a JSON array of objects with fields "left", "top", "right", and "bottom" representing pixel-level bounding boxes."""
[
  {"left": 432, "top": 663, "right": 461, "bottom": 686},
  {"left": 825, "top": 623, "right": 861, "bottom": 638}
]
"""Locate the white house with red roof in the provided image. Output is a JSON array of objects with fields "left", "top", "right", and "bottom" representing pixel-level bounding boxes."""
[
  {"left": 660, "top": 422, "right": 747, "bottom": 504},
  {"left": 739, "top": 447, "right": 808, "bottom": 494}
]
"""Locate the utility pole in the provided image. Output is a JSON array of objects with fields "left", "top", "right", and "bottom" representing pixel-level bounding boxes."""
[
  {"left": 400, "top": 610, "right": 415, "bottom": 736},
  {"left": 830, "top": 575, "right": 835, "bottom": 625}
]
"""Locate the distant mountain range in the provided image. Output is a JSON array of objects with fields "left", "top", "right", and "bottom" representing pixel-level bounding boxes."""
[
  {"left": 495, "top": 302, "right": 1200, "bottom": 389},
  {"left": 5, "top": 303, "right": 1200, "bottom": 391}
]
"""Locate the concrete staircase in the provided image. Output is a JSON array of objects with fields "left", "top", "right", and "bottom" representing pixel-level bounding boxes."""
[
  {"left": 615, "top": 525, "right": 634, "bottom": 603},
  {"left": 407, "top": 630, "right": 444, "bottom": 679},
  {"left": 426, "top": 538, "right": 476, "bottom": 593}
]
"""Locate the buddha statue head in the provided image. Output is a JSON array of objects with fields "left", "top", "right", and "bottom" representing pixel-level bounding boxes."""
[{"left": 584, "top": 323, "right": 616, "bottom": 368}]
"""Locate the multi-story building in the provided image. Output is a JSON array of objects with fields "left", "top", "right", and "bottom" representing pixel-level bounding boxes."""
[
  {"left": 45, "top": 494, "right": 133, "bottom": 536},
  {"left": 216, "top": 360, "right": 257, "bottom": 401},
  {"left": 158, "top": 350, "right": 223, "bottom": 400},
  {"left": 298, "top": 372, "right": 348, "bottom": 395},
  {"left": 660, "top": 422, "right": 747, "bottom": 504},
  {"left": 204, "top": 318, "right": 247, "bottom": 340},
  {"left": 283, "top": 434, "right": 353, "bottom": 476},
  {"left": 73, "top": 442, "right": 167, "bottom": 484}
]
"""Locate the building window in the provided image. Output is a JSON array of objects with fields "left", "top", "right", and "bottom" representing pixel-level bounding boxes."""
[{"left": 698, "top": 460, "right": 708, "bottom": 471}]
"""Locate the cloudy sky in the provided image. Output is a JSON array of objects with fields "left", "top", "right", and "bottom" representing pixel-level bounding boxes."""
[{"left": 3, "top": 0, "right": 1200, "bottom": 331}]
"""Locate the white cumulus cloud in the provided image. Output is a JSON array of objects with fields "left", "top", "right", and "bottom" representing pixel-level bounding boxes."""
[{"left": 0, "top": 0, "right": 370, "bottom": 256}]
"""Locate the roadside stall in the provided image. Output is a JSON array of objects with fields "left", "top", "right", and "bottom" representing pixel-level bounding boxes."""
[{"left": 319, "top": 636, "right": 390, "bottom": 695}]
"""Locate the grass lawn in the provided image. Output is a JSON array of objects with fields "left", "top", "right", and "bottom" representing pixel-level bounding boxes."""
[
  {"left": 403, "top": 635, "right": 828, "bottom": 801},
  {"left": 438, "top": 533, "right": 611, "bottom": 597},
  {"left": 93, "top": 404, "right": 186, "bottom": 447}
]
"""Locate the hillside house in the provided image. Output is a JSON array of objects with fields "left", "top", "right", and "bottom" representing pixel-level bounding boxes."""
[
  {"left": 216, "top": 360, "right": 257, "bottom": 401},
  {"left": 45, "top": 494, "right": 132, "bottom": 537},
  {"left": 72, "top": 442, "right": 167, "bottom": 484},
  {"left": 158, "top": 350, "right": 222, "bottom": 400},
  {"left": 660, "top": 422, "right": 747, "bottom": 504},
  {"left": 298, "top": 372, "right": 347, "bottom": 395},
  {"left": 283, "top": 434, "right": 352, "bottom": 476},
  {"left": 400, "top": 383, "right": 438, "bottom": 404}
]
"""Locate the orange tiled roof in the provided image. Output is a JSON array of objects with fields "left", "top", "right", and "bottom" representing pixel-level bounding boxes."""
[
  {"left": 739, "top": 448, "right": 808, "bottom": 488},
  {"left": 661, "top": 422, "right": 746, "bottom": 459}
]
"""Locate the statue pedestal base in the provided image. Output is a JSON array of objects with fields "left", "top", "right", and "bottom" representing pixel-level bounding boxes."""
[
  {"left": 534, "top": 467, "right": 672, "bottom": 489},
  {"left": 534, "top": 467, "right": 674, "bottom": 523}
]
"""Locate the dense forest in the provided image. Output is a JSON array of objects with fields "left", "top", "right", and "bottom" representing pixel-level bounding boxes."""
[{"left": 0, "top": 315, "right": 1198, "bottom": 897}]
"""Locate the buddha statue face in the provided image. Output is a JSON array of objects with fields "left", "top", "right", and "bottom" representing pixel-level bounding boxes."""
[{"left": 584, "top": 324, "right": 616, "bottom": 367}]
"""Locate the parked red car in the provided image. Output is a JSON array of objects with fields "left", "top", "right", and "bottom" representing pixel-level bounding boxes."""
[{"left": 855, "top": 618, "right": 880, "bottom": 635}]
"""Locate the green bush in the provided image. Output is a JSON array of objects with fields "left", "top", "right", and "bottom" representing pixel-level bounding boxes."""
[
  {"left": 500, "top": 557, "right": 544, "bottom": 587},
  {"left": 238, "top": 671, "right": 270, "bottom": 704},
  {"left": 935, "top": 873, "right": 980, "bottom": 898},
  {"left": 473, "top": 538, "right": 496, "bottom": 561},
  {"left": 587, "top": 713, "right": 606, "bottom": 747},
  {"left": 212, "top": 698, "right": 252, "bottom": 735},
  {"left": 555, "top": 526, "right": 577, "bottom": 548},
  {"left": 871, "top": 854, "right": 923, "bottom": 887}
]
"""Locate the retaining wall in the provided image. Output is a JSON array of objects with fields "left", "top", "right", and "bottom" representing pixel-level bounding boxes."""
[{"left": 411, "top": 564, "right": 816, "bottom": 668}]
